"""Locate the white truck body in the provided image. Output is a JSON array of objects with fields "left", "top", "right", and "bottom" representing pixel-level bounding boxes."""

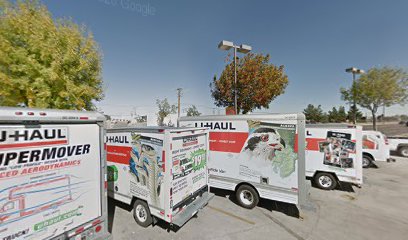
[
  {"left": 106, "top": 127, "right": 213, "bottom": 227},
  {"left": 305, "top": 125, "right": 363, "bottom": 186},
  {"left": 388, "top": 137, "right": 408, "bottom": 158},
  {"left": 362, "top": 130, "right": 391, "bottom": 162},
  {"left": 0, "top": 107, "right": 110, "bottom": 240},
  {"left": 179, "top": 114, "right": 307, "bottom": 208}
]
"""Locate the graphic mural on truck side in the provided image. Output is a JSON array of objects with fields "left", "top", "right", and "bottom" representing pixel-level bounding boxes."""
[
  {"left": 128, "top": 133, "right": 164, "bottom": 206},
  {"left": 318, "top": 131, "right": 356, "bottom": 168},
  {"left": 106, "top": 132, "right": 165, "bottom": 207},
  {"left": 242, "top": 120, "right": 298, "bottom": 178},
  {"left": 190, "top": 119, "right": 299, "bottom": 186}
]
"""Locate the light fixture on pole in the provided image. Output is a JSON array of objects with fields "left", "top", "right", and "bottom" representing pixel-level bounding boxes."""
[
  {"left": 345, "top": 67, "right": 365, "bottom": 124},
  {"left": 218, "top": 40, "right": 252, "bottom": 114}
]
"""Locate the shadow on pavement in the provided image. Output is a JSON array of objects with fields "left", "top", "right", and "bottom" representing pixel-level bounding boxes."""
[
  {"left": 337, "top": 182, "right": 356, "bottom": 192},
  {"left": 210, "top": 187, "right": 300, "bottom": 218},
  {"left": 308, "top": 178, "right": 356, "bottom": 193}
]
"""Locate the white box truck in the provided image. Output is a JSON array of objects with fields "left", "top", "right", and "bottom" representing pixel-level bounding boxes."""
[
  {"left": 388, "top": 137, "right": 408, "bottom": 157},
  {"left": 0, "top": 107, "right": 111, "bottom": 240},
  {"left": 362, "top": 130, "right": 391, "bottom": 167},
  {"left": 179, "top": 114, "right": 307, "bottom": 209},
  {"left": 305, "top": 124, "right": 363, "bottom": 190},
  {"left": 105, "top": 127, "right": 213, "bottom": 227}
]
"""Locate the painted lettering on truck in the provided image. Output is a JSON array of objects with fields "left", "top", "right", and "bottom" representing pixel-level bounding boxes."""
[
  {"left": 0, "top": 125, "right": 104, "bottom": 239},
  {"left": 0, "top": 129, "right": 67, "bottom": 143},
  {"left": 0, "top": 144, "right": 90, "bottom": 167},
  {"left": 105, "top": 135, "right": 129, "bottom": 144},
  {"left": 194, "top": 122, "right": 236, "bottom": 130}
]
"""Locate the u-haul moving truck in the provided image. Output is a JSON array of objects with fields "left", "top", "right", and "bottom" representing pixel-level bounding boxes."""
[
  {"left": 362, "top": 130, "right": 391, "bottom": 167},
  {"left": 179, "top": 114, "right": 307, "bottom": 209},
  {"left": 106, "top": 127, "right": 213, "bottom": 227},
  {"left": 0, "top": 107, "right": 110, "bottom": 240},
  {"left": 305, "top": 124, "right": 363, "bottom": 190}
]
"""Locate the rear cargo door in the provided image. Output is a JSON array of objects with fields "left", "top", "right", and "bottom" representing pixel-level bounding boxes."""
[
  {"left": 0, "top": 124, "right": 102, "bottom": 240},
  {"left": 169, "top": 131, "right": 208, "bottom": 209}
]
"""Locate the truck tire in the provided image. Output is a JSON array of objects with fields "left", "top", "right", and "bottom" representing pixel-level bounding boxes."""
[
  {"left": 314, "top": 172, "right": 337, "bottom": 190},
  {"left": 398, "top": 146, "right": 408, "bottom": 158},
  {"left": 236, "top": 185, "right": 259, "bottom": 209},
  {"left": 362, "top": 154, "right": 373, "bottom": 168},
  {"left": 133, "top": 200, "right": 153, "bottom": 227}
]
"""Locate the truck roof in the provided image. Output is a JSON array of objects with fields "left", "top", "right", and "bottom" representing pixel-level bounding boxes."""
[
  {"left": 362, "top": 130, "right": 384, "bottom": 135},
  {"left": 107, "top": 126, "right": 208, "bottom": 133},
  {"left": 306, "top": 123, "right": 360, "bottom": 129},
  {"left": 179, "top": 113, "right": 305, "bottom": 121},
  {"left": 0, "top": 107, "right": 105, "bottom": 123}
]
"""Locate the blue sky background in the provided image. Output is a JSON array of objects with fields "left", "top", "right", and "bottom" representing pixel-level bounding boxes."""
[{"left": 42, "top": 0, "right": 408, "bottom": 120}]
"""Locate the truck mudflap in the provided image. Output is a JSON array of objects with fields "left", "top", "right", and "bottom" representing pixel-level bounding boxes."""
[{"left": 172, "top": 191, "right": 214, "bottom": 227}]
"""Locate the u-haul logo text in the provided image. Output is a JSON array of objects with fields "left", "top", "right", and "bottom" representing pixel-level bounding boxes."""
[
  {"left": 182, "top": 136, "right": 198, "bottom": 147},
  {"left": 194, "top": 122, "right": 236, "bottom": 130},
  {"left": 0, "top": 128, "right": 68, "bottom": 149},
  {"left": 106, "top": 135, "right": 129, "bottom": 144}
]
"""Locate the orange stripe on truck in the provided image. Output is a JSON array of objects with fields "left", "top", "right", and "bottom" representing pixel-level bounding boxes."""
[
  {"left": 209, "top": 132, "right": 249, "bottom": 153},
  {"left": 106, "top": 145, "right": 131, "bottom": 164}
]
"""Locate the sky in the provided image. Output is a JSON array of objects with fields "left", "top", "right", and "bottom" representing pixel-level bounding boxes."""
[{"left": 42, "top": 0, "right": 408, "bottom": 122}]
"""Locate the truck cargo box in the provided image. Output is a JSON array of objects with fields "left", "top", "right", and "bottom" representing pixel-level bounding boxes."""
[
  {"left": 106, "top": 127, "right": 213, "bottom": 227},
  {"left": 0, "top": 107, "right": 110, "bottom": 240},
  {"left": 305, "top": 124, "right": 363, "bottom": 190},
  {"left": 180, "top": 114, "right": 308, "bottom": 209}
]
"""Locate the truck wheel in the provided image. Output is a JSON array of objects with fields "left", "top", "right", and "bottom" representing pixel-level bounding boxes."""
[
  {"left": 314, "top": 172, "right": 337, "bottom": 190},
  {"left": 398, "top": 147, "right": 408, "bottom": 157},
  {"left": 362, "top": 155, "right": 373, "bottom": 168},
  {"left": 133, "top": 200, "right": 153, "bottom": 227},
  {"left": 236, "top": 185, "right": 259, "bottom": 209}
]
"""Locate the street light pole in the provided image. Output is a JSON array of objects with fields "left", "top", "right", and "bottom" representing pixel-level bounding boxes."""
[
  {"left": 234, "top": 47, "right": 237, "bottom": 114},
  {"left": 345, "top": 67, "right": 365, "bottom": 125},
  {"left": 218, "top": 40, "right": 252, "bottom": 115},
  {"left": 352, "top": 72, "right": 356, "bottom": 125}
]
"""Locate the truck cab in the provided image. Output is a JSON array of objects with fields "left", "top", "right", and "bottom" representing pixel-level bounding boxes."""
[
  {"left": 388, "top": 137, "right": 408, "bottom": 157},
  {"left": 362, "top": 130, "right": 391, "bottom": 167}
]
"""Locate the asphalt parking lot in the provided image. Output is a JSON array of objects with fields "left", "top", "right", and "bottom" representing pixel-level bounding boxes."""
[{"left": 108, "top": 156, "right": 408, "bottom": 240}]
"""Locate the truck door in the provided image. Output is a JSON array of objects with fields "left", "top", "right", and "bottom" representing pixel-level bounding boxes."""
[{"left": 170, "top": 131, "right": 208, "bottom": 210}]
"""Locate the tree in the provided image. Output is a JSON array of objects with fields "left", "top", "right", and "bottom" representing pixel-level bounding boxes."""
[
  {"left": 341, "top": 67, "right": 408, "bottom": 130},
  {"left": 186, "top": 105, "right": 201, "bottom": 116},
  {"left": 328, "top": 107, "right": 339, "bottom": 122},
  {"left": 337, "top": 106, "right": 347, "bottom": 122},
  {"left": 303, "top": 104, "right": 328, "bottom": 123},
  {"left": 210, "top": 53, "right": 288, "bottom": 114},
  {"left": 156, "top": 98, "right": 176, "bottom": 126},
  {"left": 0, "top": 0, "right": 103, "bottom": 110},
  {"left": 347, "top": 105, "right": 363, "bottom": 122},
  {"left": 328, "top": 106, "right": 347, "bottom": 122}
]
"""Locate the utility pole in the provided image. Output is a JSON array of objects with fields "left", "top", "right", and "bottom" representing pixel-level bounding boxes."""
[{"left": 177, "top": 88, "right": 182, "bottom": 127}]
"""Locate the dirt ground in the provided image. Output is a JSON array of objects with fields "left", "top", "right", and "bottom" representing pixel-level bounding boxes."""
[{"left": 362, "top": 122, "right": 408, "bottom": 137}]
